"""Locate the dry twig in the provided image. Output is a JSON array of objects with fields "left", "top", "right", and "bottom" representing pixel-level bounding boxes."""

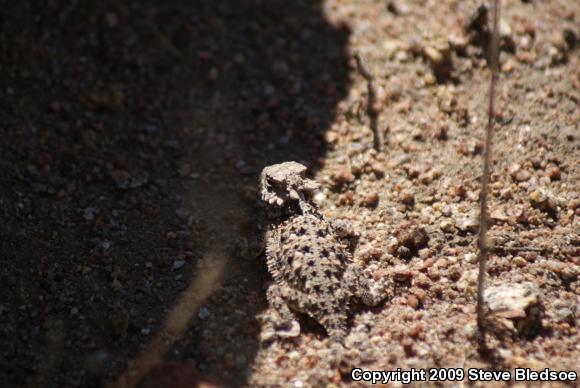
[
  {"left": 111, "top": 248, "right": 226, "bottom": 388},
  {"left": 491, "top": 246, "right": 547, "bottom": 254},
  {"left": 476, "top": 0, "right": 501, "bottom": 354},
  {"left": 354, "top": 52, "right": 383, "bottom": 152}
]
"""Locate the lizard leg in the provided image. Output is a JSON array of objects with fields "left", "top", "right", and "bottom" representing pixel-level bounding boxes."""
[
  {"left": 265, "top": 282, "right": 350, "bottom": 342},
  {"left": 320, "top": 313, "right": 348, "bottom": 343},
  {"left": 260, "top": 283, "right": 301, "bottom": 340},
  {"left": 332, "top": 220, "right": 360, "bottom": 253},
  {"left": 277, "top": 284, "right": 349, "bottom": 342},
  {"left": 344, "top": 264, "right": 389, "bottom": 307}
]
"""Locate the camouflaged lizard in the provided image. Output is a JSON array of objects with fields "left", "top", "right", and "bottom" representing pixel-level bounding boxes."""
[{"left": 259, "top": 161, "right": 389, "bottom": 342}]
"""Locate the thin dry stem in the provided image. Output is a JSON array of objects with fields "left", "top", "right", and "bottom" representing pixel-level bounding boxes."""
[
  {"left": 476, "top": 0, "right": 501, "bottom": 353},
  {"left": 111, "top": 248, "right": 226, "bottom": 388},
  {"left": 491, "top": 246, "right": 546, "bottom": 253},
  {"left": 354, "top": 52, "right": 383, "bottom": 152}
]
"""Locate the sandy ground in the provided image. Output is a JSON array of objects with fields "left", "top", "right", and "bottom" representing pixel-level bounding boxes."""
[{"left": 0, "top": 0, "right": 578, "bottom": 387}]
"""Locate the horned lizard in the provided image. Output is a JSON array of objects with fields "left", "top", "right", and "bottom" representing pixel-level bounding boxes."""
[{"left": 259, "top": 161, "right": 389, "bottom": 342}]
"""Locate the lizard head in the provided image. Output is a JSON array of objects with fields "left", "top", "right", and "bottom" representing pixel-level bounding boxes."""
[{"left": 259, "top": 162, "right": 320, "bottom": 210}]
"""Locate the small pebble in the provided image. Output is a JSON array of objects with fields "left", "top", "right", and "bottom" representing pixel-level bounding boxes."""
[
  {"left": 177, "top": 163, "right": 191, "bottom": 177},
  {"left": 359, "top": 246, "right": 383, "bottom": 262},
  {"left": 370, "top": 162, "right": 385, "bottom": 176},
  {"left": 547, "top": 167, "right": 561, "bottom": 180},
  {"left": 198, "top": 306, "right": 210, "bottom": 319},
  {"left": 406, "top": 295, "right": 420, "bottom": 309},
  {"left": 440, "top": 219, "right": 455, "bottom": 233},
  {"left": 450, "top": 185, "right": 467, "bottom": 199},
  {"left": 313, "top": 191, "right": 326, "bottom": 206},
  {"left": 556, "top": 308, "right": 575, "bottom": 325},
  {"left": 464, "top": 253, "right": 477, "bottom": 263},
  {"left": 172, "top": 260, "right": 186, "bottom": 270},
  {"left": 396, "top": 222, "right": 429, "bottom": 250},
  {"left": 111, "top": 279, "right": 122, "bottom": 291},
  {"left": 83, "top": 207, "right": 97, "bottom": 221},
  {"left": 514, "top": 169, "right": 531, "bottom": 182},
  {"left": 392, "top": 266, "right": 413, "bottom": 281},
  {"left": 407, "top": 323, "right": 424, "bottom": 338},
  {"left": 418, "top": 248, "right": 430, "bottom": 260},
  {"left": 361, "top": 193, "right": 380, "bottom": 208},
  {"left": 454, "top": 212, "right": 479, "bottom": 232},
  {"left": 100, "top": 240, "right": 112, "bottom": 251},
  {"left": 485, "top": 282, "right": 543, "bottom": 336},
  {"left": 529, "top": 188, "right": 557, "bottom": 213},
  {"left": 175, "top": 208, "right": 190, "bottom": 220},
  {"left": 399, "top": 191, "right": 415, "bottom": 206},
  {"left": 397, "top": 246, "right": 412, "bottom": 259},
  {"left": 490, "top": 209, "right": 509, "bottom": 222},
  {"left": 331, "top": 168, "right": 355, "bottom": 186},
  {"left": 427, "top": 267, "right": 440, "bottom": 281}
]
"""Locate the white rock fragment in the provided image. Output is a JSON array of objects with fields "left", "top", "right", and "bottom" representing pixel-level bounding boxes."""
[
  {"left": 490, "top": 208, "right": 509, "bottom": 222},
  {"left": 83, "top": 207, "right": 97, "bottom": 221},
  {"left": 172, "top": 260, "right": 185, "bottom": 270},
  {"left": 529, "top": 188, "right": 559, "bottom": 213},
  {"left": 100, "top": 240, "right": 112, "bottom": 251},
  {"left": 454, "top": 211, "right": 479, "bottom": 232},
  {"left": 198, "top": 306, "right": 210, "bottom": 319},
  {"left": 457, "top": 269, "right": 478, "bottom": 294},
  {"left": 312, "top": 191, "right": 326, "bottom": 206},
  {"left": 464, "top": 252, "right": 478, "bottom": 263},
  {"left": 485, "top": 282, "right": 544, "bottom": 336},
  {"left": 440, "top": 219, "right": 455, "bottom": 233}
]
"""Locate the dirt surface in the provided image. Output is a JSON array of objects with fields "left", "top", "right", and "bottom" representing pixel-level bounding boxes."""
[{"left": 0, "top": 0, "right": 578, "bottom": 387}]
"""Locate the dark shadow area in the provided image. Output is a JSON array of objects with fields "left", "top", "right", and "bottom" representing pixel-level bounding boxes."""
[{"left": 0, "top": 0, "right": 349, "bottom": 386}]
